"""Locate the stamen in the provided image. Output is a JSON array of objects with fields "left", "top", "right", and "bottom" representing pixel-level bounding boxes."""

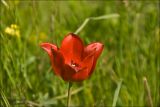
[
  {"left": 71, "top": 63, "right": 76, "bottom": 67},
  {"left": 70, "top": 60, "right": 80, "bottom": 72},
  {"left": 71, "top": 60, "right": 78, "bottom": 67}
]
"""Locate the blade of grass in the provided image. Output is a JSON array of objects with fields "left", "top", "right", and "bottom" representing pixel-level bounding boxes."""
[
  {"left": 112, "top": 79, "right": 123, "bottom": 107},
  {"left": 4, "top": 65, "right": 16, "bottom": 88},
  {"left": 40, "top": 86, "right": 84, "bottom": 106},
  {"left": 143, "top": 77, "right": 153, "bottom": 107},
  {"left": 74, "top": 13, "right": 120, "bottom": 34},
  {"left": 0, "top": 89, "right": 11, "bottom": 107},
  {"left": 1, "top": 0, "right": 9, "bottom": 9}
]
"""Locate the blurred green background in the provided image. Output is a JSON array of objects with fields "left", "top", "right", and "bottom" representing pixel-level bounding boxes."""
[{"left": 0, "top": 0, "right": 159, "bottom": 107}]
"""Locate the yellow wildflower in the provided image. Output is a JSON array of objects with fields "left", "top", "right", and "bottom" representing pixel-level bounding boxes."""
[
  {"left": 4, "top": 24, "right": 20, "bottom": 38},
  {"left": 11, "top": 24, "right": 19, "bottom": 29}
]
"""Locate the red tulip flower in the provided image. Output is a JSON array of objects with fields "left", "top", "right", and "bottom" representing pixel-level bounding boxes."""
[{"left": 40, "top": 33, "right": 104, "bottom": 82}]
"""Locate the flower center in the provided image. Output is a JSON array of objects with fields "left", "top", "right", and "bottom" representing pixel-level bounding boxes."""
[
  {"left": 70, "top": 60, "right": 80, "bottom": 72},
  {"left": 71, "top": 63, "right": 76, "bottom": 67},
  {"left": 71, "top": 60, "right": 78, "bottom": 67}
]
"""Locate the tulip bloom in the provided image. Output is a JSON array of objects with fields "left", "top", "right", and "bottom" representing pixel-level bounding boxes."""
[{"left": 40, "top": 33, "right": 104, "bottom": 82}]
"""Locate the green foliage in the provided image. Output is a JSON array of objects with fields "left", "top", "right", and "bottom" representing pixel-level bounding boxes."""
[{"left": 0, "top": 1, "right": 159, "bottom": 106}]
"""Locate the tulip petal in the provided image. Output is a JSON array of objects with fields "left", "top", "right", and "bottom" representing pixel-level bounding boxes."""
[
  {"left": 51, "top": 48, "right": 65, "bottom": 76},
  {"left": 83, "top": 42, "right": 104, "bottom": 76},
  {"left": 71, "top": 54, "right": 94, "bottom": 81},
  {"left": 40, "top": 43, "right": 58, "bottom": 56},
  {"left": 40, "top": 43, "right": 64, "bottom": 76},
  {"left": 60, "top": 33, "right": 84, "bottom": 63},
  {"left": 61, "top": 64, "right": 76, "bottom": 81}
]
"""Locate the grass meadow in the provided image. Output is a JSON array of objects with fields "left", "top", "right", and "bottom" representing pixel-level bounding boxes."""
[{"left": 0, "top": 0, "right": 159, "bottom": 107}]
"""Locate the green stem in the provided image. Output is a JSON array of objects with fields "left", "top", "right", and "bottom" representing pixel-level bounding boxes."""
[{"left": 67, "top": 82, "right": 72, "bottom": 107}]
